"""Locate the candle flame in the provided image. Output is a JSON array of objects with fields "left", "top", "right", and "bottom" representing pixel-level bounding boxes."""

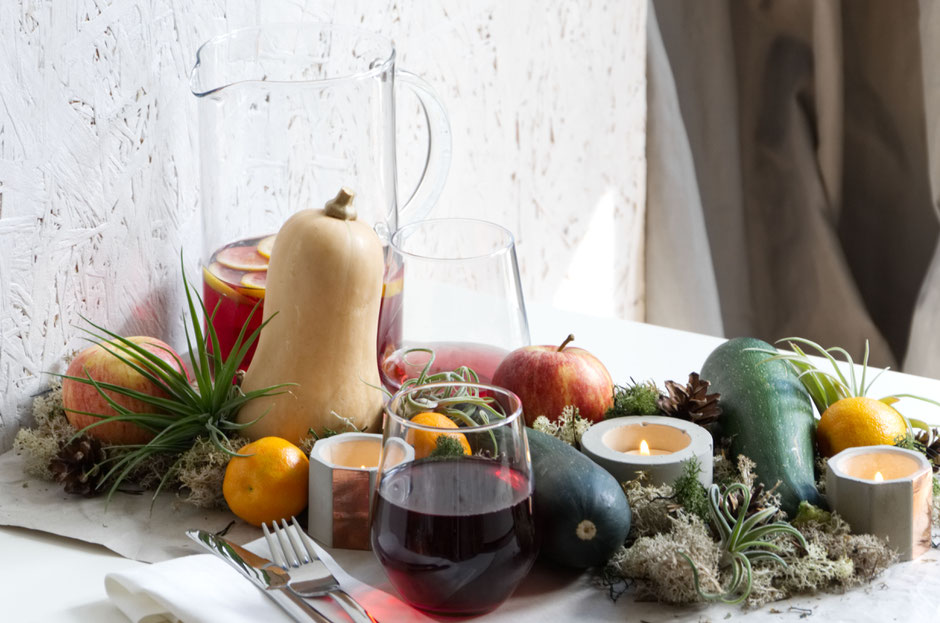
[
  {"left": 874, "top": 471, "right": 884, "bottom": 482},
  {"left": 639, "top": 439, "right": 651, "bottom": 456},
  {"left": 360, "top": 465, "right": 367, "bottom": 469}
]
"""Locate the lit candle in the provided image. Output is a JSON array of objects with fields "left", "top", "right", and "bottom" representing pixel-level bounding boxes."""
[
  {"left": 826, "top": 445, "right": 932, "bottom": 561},
  {"left": 625, "top": 439, "right": 673, "bottom": 456},
  {"left": 308, "top": 433, "right": 413, "bottom": 550},
  {"left": 581, "top": 416, "right": 713, "bottom": 487}
]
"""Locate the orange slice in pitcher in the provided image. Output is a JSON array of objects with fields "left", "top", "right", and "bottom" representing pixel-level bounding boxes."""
[
  {"left": 217, "top": 245, "right": 269, "bottom": 272},
  {"left": 256, "top": 235, "right": 277, "bottom": 259},
  {"left": 382, "top": 277, "right": 404, "bottom": 299},
  {"left": 240, "top": 271, "right": 267, "bottom": 290},
  {"left": 203, "top": 263, "right": 245, "bottom": 301}
]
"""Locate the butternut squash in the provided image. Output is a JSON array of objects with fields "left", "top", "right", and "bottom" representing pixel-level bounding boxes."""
[{"left": 236, "top": 188, "right": 385, "bottom": 444}]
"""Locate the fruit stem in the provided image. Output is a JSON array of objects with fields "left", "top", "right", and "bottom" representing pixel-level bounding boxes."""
[
  {"left": 324, "top": 187, "right": 357, "bottom": 221},
  {"left": 558, "top": 334, "right": 575, "bottom": 352}
]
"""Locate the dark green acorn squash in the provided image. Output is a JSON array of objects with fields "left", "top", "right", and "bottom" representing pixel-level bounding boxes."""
[{"left": 526, "top": 427, "right": 631, "bottom": 568}]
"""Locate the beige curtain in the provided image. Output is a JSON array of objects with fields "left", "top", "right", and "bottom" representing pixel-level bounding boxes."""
[{"left": 647, "top": 0, "right": 940, "bottom": 376}]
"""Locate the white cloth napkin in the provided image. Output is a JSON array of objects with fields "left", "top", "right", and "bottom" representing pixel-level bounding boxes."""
[{"left": 104, "top": 536, "right": 436, "bottom": 623}]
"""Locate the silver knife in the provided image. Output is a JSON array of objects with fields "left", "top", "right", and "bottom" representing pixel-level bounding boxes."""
[{"left": 186, "top": 529, "right": 331, "bottom": 623}]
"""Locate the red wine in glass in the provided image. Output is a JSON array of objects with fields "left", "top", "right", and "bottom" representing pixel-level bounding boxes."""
[
  {"left": 371, "top": 457, "right": 537, "bottom": 616},
  {"left": 380, "top": 341, "right": 509, "bottom": 390}
]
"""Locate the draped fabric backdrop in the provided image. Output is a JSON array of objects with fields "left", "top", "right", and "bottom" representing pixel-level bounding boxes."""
[{"left": 647, "top": 0, "right": 940, "bottom": 377}]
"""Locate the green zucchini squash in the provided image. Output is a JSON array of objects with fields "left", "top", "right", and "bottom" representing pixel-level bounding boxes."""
[
  {"left": 526, "top": 427, "right": 631, "bottom": 568},
  {"left": 700, "top": 337, "right": 821, "bottom": 516}
]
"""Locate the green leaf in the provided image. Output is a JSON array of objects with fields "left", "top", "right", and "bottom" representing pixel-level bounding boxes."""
[{"left": 50, "top": 253, "right": 293, "bottom": 504}]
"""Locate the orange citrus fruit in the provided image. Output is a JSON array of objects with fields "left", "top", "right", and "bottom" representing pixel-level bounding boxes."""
[
  {"left": 240, "top": 271, "right": 267, "bottom": 290},
  {"left": 816, "top": 396, "right": 908, "bottom": 457},
  {"left": 216, "top": 245, "right": 269, "bottom": 271},
  {"left": 408, "top": 412, "right": 471, "bottom": 459},
  {"left": 202, "top": 264, "right": 247, "bottom": 301},
  {"left": 257, "top": 234, "right": 277, "bottom": 259},
  {"left": 223, "top": 437, "right": 309, "bottom": 527}
]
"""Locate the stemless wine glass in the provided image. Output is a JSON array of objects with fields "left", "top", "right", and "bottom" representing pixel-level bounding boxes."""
[
  {"left": 371, "top": 382, "right": 537, "bottom": 616},
  {"left": 378, "top": 218, "right": 530, "bottom": 390}
]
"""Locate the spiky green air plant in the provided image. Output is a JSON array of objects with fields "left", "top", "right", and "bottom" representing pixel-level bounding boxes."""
[
  {"left": 56, "top": 257, "right": 292, "bottom": 503},
  {"left": 749, "top": 337, "right": 940, "bottom": 439},
  {"left": 680, "top": 483, "right": 807, "bottom": 605},
  {"left": 386, "top": 348, "right": 507, "bottom": 426}
]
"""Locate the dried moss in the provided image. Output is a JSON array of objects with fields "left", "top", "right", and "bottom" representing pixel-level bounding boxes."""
[
  {"left": 12, "top": 381, "right": 250, "bottom": 510},
  {"left": 607, "top": 457, "right": 897, "bottom": 607},
  {"left": 793, "top": 507, "right": 894, "bottom": 573},
  {"left": 531, "top": 406, "right": 591, "bottom": 447},
  {"left": 607, "top": 513, "right": 721, "bottom": 604},
  {"left": 933, "top": 475, "right": 940, "bottom": 528},
  {"left": 176, "top": 436, "right": 249, "bottom": 509},
  {"left": 12, "top": 380, "right": 75, "bottom": 480},
  {"left": 621, "top": 476, "right": 675, "bottom": 538},
  {"left": 298, "top": 411, "right": 364, "bottom": 455}
]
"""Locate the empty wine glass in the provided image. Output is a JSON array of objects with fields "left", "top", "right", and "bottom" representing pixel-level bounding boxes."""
[
  {"left": 377, "top": 218, "right": 529, "bottom": 390},
  {"left": 371, "top": 381, "right": 537, "bottom": 616}
]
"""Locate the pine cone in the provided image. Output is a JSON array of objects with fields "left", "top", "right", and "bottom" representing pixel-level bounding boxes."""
[
  {"left": 49, "top": 436, "right": 106, "bottom": 497},
  {"left": 726, "top": 481, "right": 779, "bottom": 519},
  {"left": 914, "top": 427, "right": 940, "bottom": 472},
  {"left": 658, "top": 372, "right": 721, "bottom": 427}
]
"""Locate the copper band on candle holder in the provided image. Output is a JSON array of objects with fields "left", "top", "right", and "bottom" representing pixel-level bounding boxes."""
[{"left": 331, "top": 469, "right": 372, "bottom": 550}]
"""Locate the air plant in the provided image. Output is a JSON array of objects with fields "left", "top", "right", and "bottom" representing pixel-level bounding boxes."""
[
  {"left": 750, "top": 337, "right": 940, "bottom": 439},
  {"left": 680, "top": 482, "right": 807, "bottom": 605},
  {"left": 55, "top": 256, "right": 292, "bottom": 503},
  {"left": 385, "top": 348, "right": 507, "bottom": 426}
]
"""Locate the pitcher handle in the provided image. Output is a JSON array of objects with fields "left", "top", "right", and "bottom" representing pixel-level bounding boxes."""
[{"left": 396, "top": 70, "right": 452, "bottom": 225}]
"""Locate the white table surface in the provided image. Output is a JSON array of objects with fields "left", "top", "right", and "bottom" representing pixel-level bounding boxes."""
[{"left": 3, "top": 304, "right": 940, "bottom": 622}]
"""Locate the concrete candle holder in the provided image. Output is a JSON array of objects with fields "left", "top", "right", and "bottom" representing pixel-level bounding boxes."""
[
  {"left": 580, "top": 416, "right": 713, "bottom": 487},
  {"left": 826, "top": 445, "right": 933, "bottom": 561},
  {"left": 308, "top": 433, "right": 383, "bottom": 550}
]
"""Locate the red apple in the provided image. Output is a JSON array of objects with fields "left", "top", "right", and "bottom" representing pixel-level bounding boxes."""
[
  {"left": 62, "top": 336, "right": 188, "bottom": 444},
  {"left": 492, "top": 334, "right": 613, "bottom": 425}
]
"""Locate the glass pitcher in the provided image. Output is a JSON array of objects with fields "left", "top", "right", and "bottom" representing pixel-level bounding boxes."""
[{"left": 190, "top": 23, "right": 451, "bottom": 365}]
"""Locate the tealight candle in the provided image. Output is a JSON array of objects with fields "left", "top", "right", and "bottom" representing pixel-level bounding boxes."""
[
  {"left": 580, "top": 416, "right": 713, "bottom": 487},
  {"left": 624, "top": 439, "right": 673, "bottom": 456},
  {"left": 826, "top": 445, "right": 932, "bottom": 561},
  {"left": 308, "top": 433, "right": 414, "bottom": 550}
]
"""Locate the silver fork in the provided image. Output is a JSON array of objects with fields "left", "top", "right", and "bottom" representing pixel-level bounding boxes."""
[{"left": 263, "top": 517, "right": 377, "bottom": 623}]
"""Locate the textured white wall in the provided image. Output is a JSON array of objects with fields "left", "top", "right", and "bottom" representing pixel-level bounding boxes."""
[{"left": 0, "top": 0, "right": 646, "bottom": 451}]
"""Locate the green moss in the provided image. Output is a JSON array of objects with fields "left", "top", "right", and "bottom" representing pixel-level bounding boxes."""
[
  {"left": 791, "top": 501, "right": 832, "bottom": 528},
  {"left": 672, "top": 458, "right": 709, "bottom": 521},
  {"left": 606, "top": 380, "right": 661, "bottom": 419},
  {"left": 428, "top": 435, "right": 467, "bottom": 458}
]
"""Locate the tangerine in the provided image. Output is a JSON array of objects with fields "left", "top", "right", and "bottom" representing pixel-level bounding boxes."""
[
  {"left": 408, "top": 412, "right": 471, "bottom": 459},
  {"left": 223, "top": 436, "right": 309, "bottom": 527},
  {"left": 816, "top": 396, "right": 908, "bottom": 457}
]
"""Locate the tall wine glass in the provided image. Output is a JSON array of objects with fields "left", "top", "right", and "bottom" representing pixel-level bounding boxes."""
[
  {"left": 371, "top": 382, "right": 537, "bottom": 616},
  {"left": 377, "top": 218, "right": 529, "bottom": 390}
]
